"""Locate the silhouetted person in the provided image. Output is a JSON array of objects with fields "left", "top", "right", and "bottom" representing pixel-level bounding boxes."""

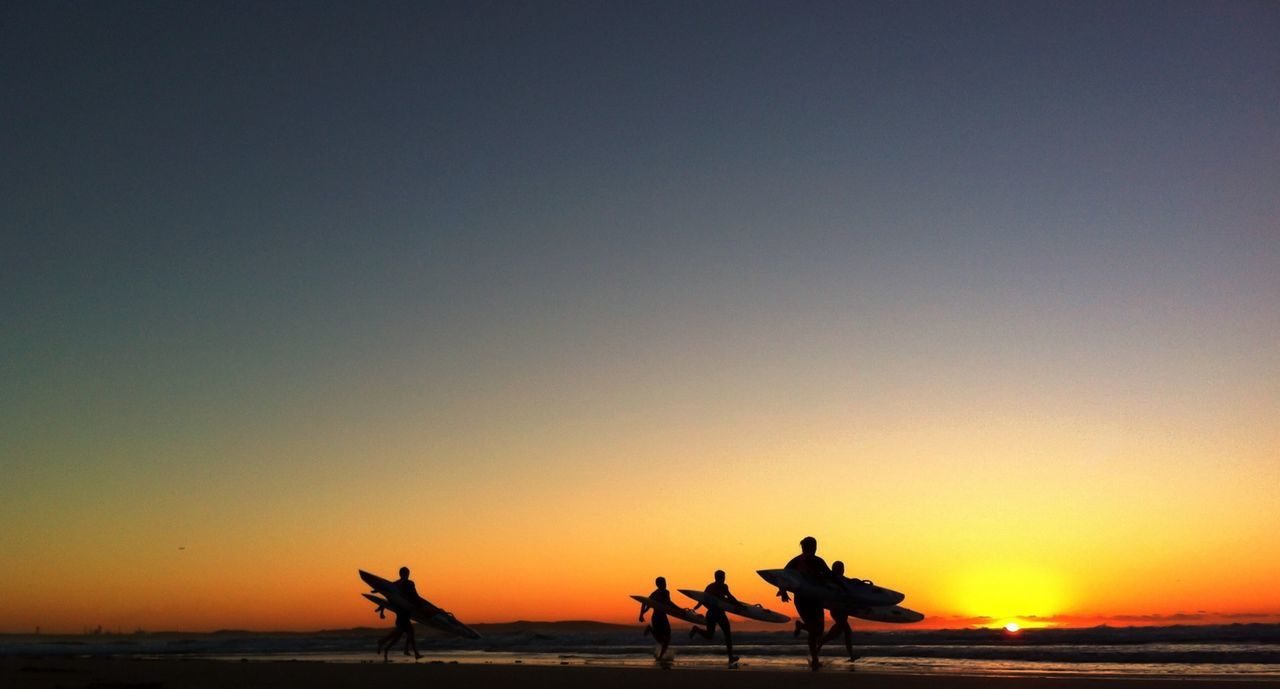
[
  {"left": 377, "top": 566, "right": 425, "bottom": 660},
  {"left": 688, "top": 570, "right": 740, "bottom": 665},
  {"left": 820, "top": 561, "right": 859, "bottom": 662},
  {"left": 637, "top": 576, "right": 674, "bottom": 660},
  {"left": 777, "top": 536, "right": 830, "bottom": 670}
]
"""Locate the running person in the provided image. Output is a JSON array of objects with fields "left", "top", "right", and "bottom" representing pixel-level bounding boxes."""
[
  {"left": 820, "top": 561, "right": 859, "bottom": 662},
  {"left": 638, "top": 576, "right": 674, "bottom": 660},
  {"left": 777, "top": 536, "right": 831, "bottom": 670},
  {"left": 688, "top": 570, "right": 740, "bottom": 665}
]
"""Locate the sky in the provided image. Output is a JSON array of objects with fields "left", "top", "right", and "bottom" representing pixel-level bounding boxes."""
[{"left": 1, "top": 0, "right": 1277, "bottom": 633}]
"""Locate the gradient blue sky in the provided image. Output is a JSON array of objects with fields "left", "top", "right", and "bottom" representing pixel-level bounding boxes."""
[{"left": 2, "top": 1, "right": 1277, "bottom": 631}]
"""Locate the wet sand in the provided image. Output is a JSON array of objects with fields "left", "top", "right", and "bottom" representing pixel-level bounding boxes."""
[{"left": 4, "top": 657, "right": 1279, "bottom": 689}]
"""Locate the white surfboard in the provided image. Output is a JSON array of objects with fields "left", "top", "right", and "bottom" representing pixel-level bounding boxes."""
[{"left": 677, "top": 589, "right": 791, "bottom": 623}]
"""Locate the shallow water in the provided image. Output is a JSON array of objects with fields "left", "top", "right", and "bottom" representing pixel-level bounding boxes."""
[
  {"left": 188, "top": 649, "right": 1280, "bottom": 678},
  {"left": 8, "top": 632, "right": 1280, "bottom": 678}
]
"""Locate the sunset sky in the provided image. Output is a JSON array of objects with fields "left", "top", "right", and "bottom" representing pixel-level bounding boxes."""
[{"left": 2, "top": 1, "right": 1277, "bottom": 634}]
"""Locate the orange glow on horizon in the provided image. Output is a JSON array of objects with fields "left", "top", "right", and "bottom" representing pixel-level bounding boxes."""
[{"left": 3, "top": 407, "right": 1277, "bottom": 634}]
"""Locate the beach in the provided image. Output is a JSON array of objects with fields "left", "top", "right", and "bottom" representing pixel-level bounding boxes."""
[{"left": 6, "top": 657, "right": 1280, "bottom": 689}]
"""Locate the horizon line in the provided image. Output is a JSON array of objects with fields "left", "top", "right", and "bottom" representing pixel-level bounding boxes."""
[{"left": 7, "top": 618, "right": 1280, "bottom": 637}]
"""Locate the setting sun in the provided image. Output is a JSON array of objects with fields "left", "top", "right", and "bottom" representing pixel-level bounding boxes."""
[{"left": 1005, "top": 622, "right": 1021, "bottom": 633}]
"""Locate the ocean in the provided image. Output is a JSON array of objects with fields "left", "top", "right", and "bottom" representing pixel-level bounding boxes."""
[{"left": 4, "top": 624, "right": 1278, "bottom": 678}]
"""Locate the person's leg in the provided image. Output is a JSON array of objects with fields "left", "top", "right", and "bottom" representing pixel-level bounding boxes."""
[
  {"left": 722, "top": 618, "right": 737, "bottom": 663},
  {"left": 655, "top": 628, "right": 671, "bottom": 660},
  {"left": 801, "top": 604, "right": 824, "bottom": 669},
  {"left": 793, "top": 599, "right": 816, "bottom": 667},
  {"left": 844, "top": 626, "right": 857, "bottom": 662},
  {"left": 393, "top": 616, "right": 413, "bottom": 656},
  {"left": 381, "top": 630, "right": 402, "bottom": 660},
  {"left": 819, "top": 617, "right": 846, "bottom": 645},
  {"left": 406, "top": 627, "right": 422, "bottom": 659},
  {"left": 689, "top": 623, "right": 713, "bottom": 639},
  {"left": 653, "top": 618, "right": 671, "bottom": 660}
]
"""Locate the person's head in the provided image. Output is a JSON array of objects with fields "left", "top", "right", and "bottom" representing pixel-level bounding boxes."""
[
  {"left": 800, "top": 536, "right": 818, "bottom": 554},
  {"left": 399, "top": 566, "right": 410, "bottom": 579},
  {"left": 655, "top": 576, "right": 667, "bottom": 589},
  {"left": 832, "top": 560, "right": 845, "bottom": 575},
  {"left": 714, "top": 569, "right": 726, "bottom": 583}
]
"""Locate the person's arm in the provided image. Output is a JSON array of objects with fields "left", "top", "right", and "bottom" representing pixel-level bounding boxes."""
[
  {"left": 725, "top": 587, "right": 739, "bottom": 604},
  {"left": 638, "top": 601, "right": 649, "bottom": 622}
]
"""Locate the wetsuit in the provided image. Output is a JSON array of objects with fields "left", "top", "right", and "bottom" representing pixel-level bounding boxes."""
[
  {"left": 701, "top": 581, "right": 733, "bottom": 633},
  {"left": 785, "top": 553, "right": 830, "bottom": 634},
  {"left": 647, "top": 588, "right": 672, "bottom": 639},
  {"left": 393, "top": 579, "right": 421, "bottom": 632}
]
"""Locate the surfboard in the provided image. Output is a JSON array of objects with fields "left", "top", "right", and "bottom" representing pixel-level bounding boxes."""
[
  {"left": 677, "top": 589, "right": 791, "bottom": 623},
  {"left": 837, "top": 604, "right": 925, "bottom": 624},
  {"left": 757, "top": 568, "right": 904, "bottom": 607},
  {"left": 359, "top": 570, "right": 482, "bottom": 639},
  {"left": 630, "top": 595, "right": 706, "bottom": 625},
  {"left": 757, "top": 569, "right": 922, "bottom": 624}
]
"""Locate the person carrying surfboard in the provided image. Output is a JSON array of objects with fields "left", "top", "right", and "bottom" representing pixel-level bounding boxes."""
[
  {"left": 637, "top": 576, "right": 674, "bottom": 660},
  {"left": 820, "top": 560, "right": 860, "bottom": 662},
  {"left": 376, "top": 567, "right": 427, "bottom": 660},
  {"left": 687, "top": 570, "right": 740, "bottom": 665},
  {"left": 778, "top": 536, "right": 831, "bottom": 670}
]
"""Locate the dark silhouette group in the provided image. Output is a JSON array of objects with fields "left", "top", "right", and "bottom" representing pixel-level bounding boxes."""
[
  {"left": 637, "top": 536, "right": 858, "bottom": 670},
  {"left": 380, "top": 536, "right": 863, "bottom": 670}
]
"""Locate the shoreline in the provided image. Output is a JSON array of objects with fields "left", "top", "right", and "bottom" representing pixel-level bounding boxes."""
[{"left": 5, "top": 657, "right": 1280, "bottom": 689}]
